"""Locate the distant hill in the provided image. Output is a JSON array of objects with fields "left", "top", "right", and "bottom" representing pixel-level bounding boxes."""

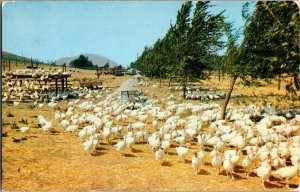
[
  {"left": 1, "top": 51, "right": 121, "bottom": 68},
  {"left": 55, "top": 54, "right": 120, "bottom": 67},
  {"left": 2, "top": 51, "right": 31, "bottom": 62}
]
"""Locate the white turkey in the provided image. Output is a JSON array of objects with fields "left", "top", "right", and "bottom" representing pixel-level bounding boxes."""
[
  {"left": 64, "top": 125, "right": 78, "bottom": 133},
  {"left": 242, "top": 155, "right": 252, "bottom": 178},
  {"left": 223, "top": 154, "right": 234, "bottom": 180},
  {"left": 82, "top": 136, "right": 96, "bottom": 155},
  {"left": 197, "top": 147, "right": 206, "bottom": 165},
  {"left": 273, "top": 158, "right": 299, "bottom": 189},
  {"left": 161, "top": 140, "right": 171, "bottom": 154},
  {"left": 114, "top": 136, "right": 127, "bottom": 157},
  {"left": 191, "top": 150, "right": 202, "bottom": 175},
  {"left": 154, "top": 147, "right": 165, "bottom": 166},
  {"left": 176, "top": 144, "right": 190, "bottom": 163},
  {"left": 125, "top": 135, "right": 135, "bottom": 150},
  {"left": 211, "top": 152, "right": 222, "bottom": 175},
  {"left": 19, "top": 126, "right": 30, "bottom": 133},
  {"left": 254, "top": 160, "right": 272, "bottom": 190}
]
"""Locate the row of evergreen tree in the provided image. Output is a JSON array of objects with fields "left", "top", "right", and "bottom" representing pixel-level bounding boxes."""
[{"left": 130, "top": 1, "right": 299, "bottom": 118}]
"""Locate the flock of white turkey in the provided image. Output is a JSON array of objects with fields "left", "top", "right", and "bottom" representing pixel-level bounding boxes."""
[
  {"left": 2, "top": 69, "right": 80, "bottom": 105},
  {"left": 16, "top": 80, "right": 299, "bottom": 190}
]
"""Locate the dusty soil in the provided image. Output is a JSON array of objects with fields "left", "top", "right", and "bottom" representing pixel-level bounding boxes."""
[{"left": 2, "top": 68, "right": 300, "bottom": 191}]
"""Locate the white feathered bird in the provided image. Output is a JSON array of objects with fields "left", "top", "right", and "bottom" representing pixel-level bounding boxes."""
[
  {"left": 273, "top": 159, "right": 299, "bottom": 189},
  {"left": 254, "top": 160, "right": 272, "bottom": 190},
  {"left": 19, "top": 126, "right": 30, "bottom": 133},
  {"left": 192, "top": 150, "right": 202, "bottom": 175},
  {"left": 114, "top": 136, "right": 127, "bottom": 157},
  {"left": 154, "top": 147, "right": 165, "bottom": 166}
]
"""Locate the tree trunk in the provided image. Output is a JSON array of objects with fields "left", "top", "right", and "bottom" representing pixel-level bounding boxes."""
[
  {"left": 159, "top": 74, "right": 162, "bottom": 87},
  {"left": 294, "top": 71, "right": 300, "bottom": 90},
  {"left": 218, "top": 70, "right": 221, "bottom": 81},
  {"left": 277, "top": 74, "right": 281, "bottom": 90},
  {"left": 183, "top": 76, "right": 187, "bottom": 99},
  {"left": 168, "top": 76, "right": 176, "bottom": 87},
  {"left": 221, "top": 75, "right": 238, "bottom": 120}
]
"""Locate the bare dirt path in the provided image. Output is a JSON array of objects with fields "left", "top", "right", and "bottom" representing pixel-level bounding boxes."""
[{"left": 115, "top": 77, "right": 137, "bottom": 92}]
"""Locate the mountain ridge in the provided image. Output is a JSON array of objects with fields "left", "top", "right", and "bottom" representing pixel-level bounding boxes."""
[
  {"left": 2, "top": 51, "right": 31, "bottom": 61},
  {"left": 1, "top": 51, "right": 121, "bottom": 68}
]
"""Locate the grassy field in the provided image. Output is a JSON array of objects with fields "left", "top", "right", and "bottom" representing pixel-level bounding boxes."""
[{"left": 2, "top": 65, "right": 300, "bottom": 191}]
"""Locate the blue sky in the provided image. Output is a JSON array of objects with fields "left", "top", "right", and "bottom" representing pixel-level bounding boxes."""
[{"left": 2, "top": 1, "right": 254, "bottom": 66}]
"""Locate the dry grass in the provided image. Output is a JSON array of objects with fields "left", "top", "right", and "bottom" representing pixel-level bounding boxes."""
[
  {"left": 142, "top": 74, "right": 300, "bottom": 109},
  {"left": 2, "top": 68, "right": 300, "bottom": 191},
  {"left": 2, "top": 104, "right": 299, "bottom": 191}
]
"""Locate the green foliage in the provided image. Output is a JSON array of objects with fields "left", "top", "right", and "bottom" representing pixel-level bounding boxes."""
[
  {"left": 242, "top": 1, "right": 299, "bottom": 80},
  {"left": 221, "top": 23, "right": 245, "bottom": 78},
  {"left": 220, "top": 1, "right": 299, "bottom": 83},
  {"left": 103, "top": 62, "right": 109, "bottom": 68},
  {"left": 70, "top": 55, "right": 96, "bottom": 69},
  {"left": 131, "top": 1, "right": 226, "bottom": 84}
]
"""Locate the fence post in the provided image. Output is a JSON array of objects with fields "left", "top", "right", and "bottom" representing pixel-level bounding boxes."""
[
  {"left": 65, "top": 77, "right": 68, "bottom": 89},
  {"left": 2, "top": 60, "right": 5, "bottom": 71},
  {"left": 61, "top": 77, "right": 64, "bottom": 92},
  {"left": 55, "top": 78, "right": 58, "bottom": 96}
]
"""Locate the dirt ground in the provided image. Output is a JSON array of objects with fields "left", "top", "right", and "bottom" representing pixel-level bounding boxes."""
[
  {"left": 2, "top": 68, "right": 300, "bottom": 191},
  {"left": 140, "top": 74, "right": 300, "bottom": 110}
]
